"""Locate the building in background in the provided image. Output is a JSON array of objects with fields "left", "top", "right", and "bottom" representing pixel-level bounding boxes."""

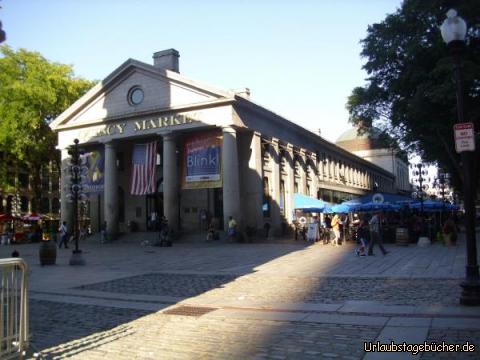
[
  {"left": 336, "top": 127, "right": 410, "bottom": 195},
  {"left": 0, "top": 156, "right": 61, "bottom": 218},
  {"left": 51, "top": 49, "right": 396, "bottom": 238}
]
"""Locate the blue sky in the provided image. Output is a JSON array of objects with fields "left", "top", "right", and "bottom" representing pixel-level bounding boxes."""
[{"left": 1, "top": 0, "right": 402, "bottom": 143}]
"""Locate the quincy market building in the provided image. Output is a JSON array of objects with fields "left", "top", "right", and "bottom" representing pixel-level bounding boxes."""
[{"left": 50, "top": 49, "right": 395, "bottom": 238}]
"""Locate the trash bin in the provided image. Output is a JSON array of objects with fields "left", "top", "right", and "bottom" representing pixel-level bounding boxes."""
[{"left": 395, "top": 227, "right": 409, "bottom": 246}]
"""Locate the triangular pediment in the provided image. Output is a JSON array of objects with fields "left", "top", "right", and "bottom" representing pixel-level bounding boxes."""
[{"left": 51, "top": 59, "right": 234, "bottom": 129}]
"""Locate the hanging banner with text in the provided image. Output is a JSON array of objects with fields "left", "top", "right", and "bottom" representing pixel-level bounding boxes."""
[
  {"left": 182, "top": 130, "right": 222, "bottom": 189},
  {"left": 81, "top": 149, "right": 105, "bottom": 193}
]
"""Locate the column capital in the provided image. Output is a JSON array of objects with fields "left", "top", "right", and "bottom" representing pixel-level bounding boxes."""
[
  {"left": 163, "top": 132, "right": 177, "bottom": 142},
  {"left": 104, "top": 141, "right": 117, "bottom": 149},
  {"left": 222, "top": 125, "right": 237, "bottom": 134}
]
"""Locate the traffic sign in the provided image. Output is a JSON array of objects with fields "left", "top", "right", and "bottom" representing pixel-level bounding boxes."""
[{"left": 454, "top": 122, "right": 475, "bottom": 153}]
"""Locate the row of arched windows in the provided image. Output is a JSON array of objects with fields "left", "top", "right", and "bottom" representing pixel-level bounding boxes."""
[
  {"left": 261, "top": 138, "right": 395, "bottom": 199},
  {"left": 0, "top": 196, "right": 60, "bottom": 215}
]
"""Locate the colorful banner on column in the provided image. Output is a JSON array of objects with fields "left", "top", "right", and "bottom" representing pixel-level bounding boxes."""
[
  {"left": 182, "top": 130, "right": 222, "bottom": 189},
  {"left": 81, "top": 149, "right": 104, "bottom": 193}
]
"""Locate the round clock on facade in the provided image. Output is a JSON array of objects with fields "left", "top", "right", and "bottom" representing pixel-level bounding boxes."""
[{"left": 128, "top": 86, "right": 144, "bottom": 106}]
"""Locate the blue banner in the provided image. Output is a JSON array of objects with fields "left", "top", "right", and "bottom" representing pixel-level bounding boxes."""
[
  {"left": 82, "top": 149, "right": 104, "bottom": 193},
  {"left": 183, "top": 131, "right": 222, "bottom": 189}
]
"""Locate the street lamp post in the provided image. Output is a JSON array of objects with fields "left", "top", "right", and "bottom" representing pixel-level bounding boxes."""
[
  {"left": 433, "top": 171, "right": 451, "bottom": 218},
  {"left": 441, "top": 9, "right": 479, "bottom": 306},
  {"left": 67, "top": 139, "right": 86, "bottom": 266},
  {"left": 411, "top": 163, "right": 429, "bottom": 216}
]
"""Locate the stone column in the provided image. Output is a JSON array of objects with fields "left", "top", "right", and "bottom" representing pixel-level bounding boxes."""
[
  {"left": 311, "top": 156, "right": 319, "bottom": 198},
  {"left": 246, "top": 132, "right": 263, "bottom": 229},
  {"left": 60, "top": 148, "right": 74, "bottom": 229},
  {"left": 222, "top": 126, "right": 241, "bottom": 231},
  {"left": 325, "top": 156, "right": 331, "bottom": 179},
  {"left": 163, "top": 133, "right": 179, "bottom": 231},
  {"left": 104, "top": 141, "right": 119, "bottom": 239},
  {"left": 270, "top": 139, "right": 282, "bottom": 235},
  {"left": 299, "top": 150, "right": 307, "bottom": 195},
  {"left": 286, "top": 145, "right": 295, "bottom": 223}
]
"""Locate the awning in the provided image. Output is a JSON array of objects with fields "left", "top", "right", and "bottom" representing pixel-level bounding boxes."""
[
  {"left": 293, "top": 193, "right": 329, "bottom": 212},
  {"left": 410, "top": 199, "right": 458, "bottom": 211},
  {"left": 0, "top": 214, "right": 20, "bottom": 222},
  {"left": 343, "top": 193, "right": 413, "bottom": 205}
]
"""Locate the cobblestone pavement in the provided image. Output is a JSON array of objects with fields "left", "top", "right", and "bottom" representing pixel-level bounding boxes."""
[
  {"left": 78, "top": 273, "right": 238, "bottom": 298},
  {"left": 30, "top": 299, "right": 382, "bottom": 360},
  {"left": 29, "top": 300, "right": 151, "bottom": 352},
  {"left": 78, "top": 273, "right": 462, "bottom": 306},
  {"left": 28, "top": 299, "right": 480, "bottom": 360},
  {"left": 3, "top": 231, "right": 477, "bottom": 359}
]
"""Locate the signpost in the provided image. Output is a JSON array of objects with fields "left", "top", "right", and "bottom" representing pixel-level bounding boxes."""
[{"left": 454, "top": 122, "right": 476, "bottom": 153}]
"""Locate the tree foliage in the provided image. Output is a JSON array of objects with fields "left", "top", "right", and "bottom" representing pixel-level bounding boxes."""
[
  {"left": 0, "top": 45, "right": 94, "bottom": 208},
  {"left": 346, "top": 0, "right": 480, "bottom": 194}
]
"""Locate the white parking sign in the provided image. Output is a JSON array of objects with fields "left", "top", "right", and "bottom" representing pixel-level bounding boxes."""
[{"left": 454, "top": 122, "right": 475, "bottom": 153}]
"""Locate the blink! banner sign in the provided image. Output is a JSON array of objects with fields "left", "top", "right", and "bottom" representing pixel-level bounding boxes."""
[
  {"left": 182, "top": 130, "right": 222, "bottom": 189},
  {"left": 81, "top": 149, "right": 105, "bottom": 193}
]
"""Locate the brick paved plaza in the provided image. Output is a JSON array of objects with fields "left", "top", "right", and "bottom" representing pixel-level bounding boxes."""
[{"left": 1, "top": 232, "right": 479, "bottom": 359}]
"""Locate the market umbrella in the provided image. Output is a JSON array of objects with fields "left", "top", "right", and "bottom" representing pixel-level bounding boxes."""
[
  {"left": 0, "top": 214, "right": 20, "bottom": 222},
  {"left": 22, "top": 213, "right": 45, "bottom": 221},
  {"left": 329, "top": 203, "right": 353, "bottom": 214},
  {"left": 344, "top": 193, "right": 413, "bottom": 205},
  {"left": 357, "top": 201, "right": 401, "bottom": 211},
  {"left": 293, "top": 193, "right": 330, "bottom": 212},
  {"left": 446, "top": 203, "right": 460, "bottom": 211},
  {"left": 409, "top": 199, "right": 446, "bottom": 211}
]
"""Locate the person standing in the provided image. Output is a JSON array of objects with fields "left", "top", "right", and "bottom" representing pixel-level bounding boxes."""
[
  {"left": 58, "top": 221, "right": 69, "bottom": 249},
  {"left": 100, "top": 221, "right": 107, "bottom": 243},
  {"left": 227, "top": 216, "right": 237, "bottom": 240},
  {"left": 331, "top": 213, "right": 341, "bottom": 246},
  {"left": 368, "top": 212, "right": 388, "bottom": 256},
  {"left": 355, "top": 215, "right": 369, "bottom": 256}
]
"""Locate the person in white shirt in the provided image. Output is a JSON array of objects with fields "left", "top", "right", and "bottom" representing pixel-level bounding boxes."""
[{"left": 58, "top": 221, "right": 69, "bottom": 249}]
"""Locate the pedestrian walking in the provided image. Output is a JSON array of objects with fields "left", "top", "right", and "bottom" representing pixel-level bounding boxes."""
[
  {"left": 79, "top": 226, "right": 87, "bottom": 242},
  {"left": 227, "top": 216, "right": 237, "bottom": 240},
  {"left": 58, "top": 221, "right": 69, "bottom": 249},
  {"left": 101, "top": 221, "right": 107, "bottom": 243},
  {"left": 367, "top": 212, "right": 388, "bottom": 256},
  {"left": 355, "top": 215, "right": 369, "bottom": 256},
  {"left": 331, "top": 213, "right": 341, "bottom": 246}
]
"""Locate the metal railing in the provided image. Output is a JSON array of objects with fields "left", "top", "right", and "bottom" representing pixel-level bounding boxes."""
[{"left": 0, "top": 258, "right": 29, "bottom": 359}]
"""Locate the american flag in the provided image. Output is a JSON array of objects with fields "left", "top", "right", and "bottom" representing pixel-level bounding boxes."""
[{"left": 130, "top": 141, "right": 157, "bottom": 195}]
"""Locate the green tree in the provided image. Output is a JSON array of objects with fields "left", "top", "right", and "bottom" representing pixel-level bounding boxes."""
[
  {"left": 0, "top": 45, "right": 94, "bottom": 211},
  {"left": 346, "top": 0, "right": 480, "bottom": 195}
]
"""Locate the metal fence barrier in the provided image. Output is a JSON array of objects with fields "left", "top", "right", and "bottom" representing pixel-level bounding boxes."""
[{"left": 0, "top": 258, "right": 29, "bottom": 360}]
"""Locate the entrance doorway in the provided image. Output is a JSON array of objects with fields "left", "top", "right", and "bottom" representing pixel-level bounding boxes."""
[
  {"left": 146, "top": 193, "right": 163, "bottom": 231},
  {"left": 146, "top": 178, "right": 164, "bottom": 231}
]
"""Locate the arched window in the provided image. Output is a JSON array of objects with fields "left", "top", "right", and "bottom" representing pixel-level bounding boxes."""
[
  {"left": 52, "top": 198, "right": 60, "bottom": 214},
  {"left": 262, "top": 177, "right": 270, "bottom": 217},
  {"left": 40, "top": 197, "right": 50, "bottom": 214},
  {"left": 21, "top": 196, "right": 29, "bottom": 212},
  {"left": 280, "top": 180, "right": 285, "bottom": 215},
  {"left": 6, "top": 196, "right": 13, "bottom": 214}
]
